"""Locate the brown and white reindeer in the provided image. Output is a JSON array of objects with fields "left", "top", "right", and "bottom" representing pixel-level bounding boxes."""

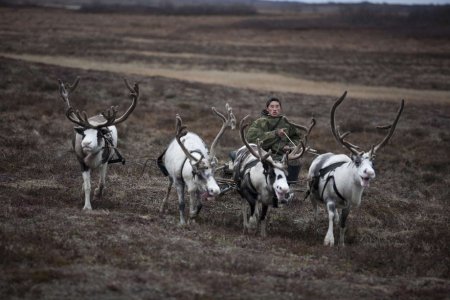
[
  {"left": 234, "top": 115, "right": 314, "bottom": 237},
  {"left": 306, "top": 91, "right": 404, "bottom": 246},
  {"left": 58, "top": 77, "right": 139, "bottom": 210},
  {"left": 158, "top": 103, "right": 236, "bottom": 225}
]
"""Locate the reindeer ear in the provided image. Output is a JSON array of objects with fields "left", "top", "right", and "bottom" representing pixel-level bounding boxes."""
[{"left": 74, "top": 127, "right": 85, "bottom": 135}]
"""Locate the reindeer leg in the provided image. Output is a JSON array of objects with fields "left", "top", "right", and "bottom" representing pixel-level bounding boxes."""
[
  {"left": 176, "top": 183, "right": 186, "bottom": 226},
  {"left": 324, "top": 199, "right": 336, "bottom": 246},
  {"left": 334, "top": 208, "right": 341, "bottom": 225},
  {"left": 82, "top": 170, "right": 92, "bottom": 210},
  {"left": 339, "top": 207, "right": 350, "bottom": 247},
  {"left": 260, "top": 204, "right": 269, "bottom": 238},
  {"left": 160, "top": 178, "right": 173, "bottom": 213},
  {"left": 94, "top": 163, "right": 108, "bottom": 199},
  {"left": 241, "top": 199, "right": 249, "bottom": 234},
  {"left": 189, "top": 190, "right": 200, "bottom": 221},
  {"left": 247, "top": 199, "right": 258, "bottom": 232},
  {"left": 312, "top": 197, "right": 319, "bottom": 223}
]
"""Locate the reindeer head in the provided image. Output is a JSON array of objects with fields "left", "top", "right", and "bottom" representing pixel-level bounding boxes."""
[
  {"left": 58, "top": 77, "right": 139, "bottom": 154},
  {"left": 330, "top": 91, "right": 404, "bottom": 187},
  {"left": 174, "top": 104, "right": 235, "bottom": 198}
]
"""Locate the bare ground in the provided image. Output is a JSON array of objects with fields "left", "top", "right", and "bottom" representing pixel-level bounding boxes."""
[{"left": 0, "top": 6, "right": 449, "bottom": 300}]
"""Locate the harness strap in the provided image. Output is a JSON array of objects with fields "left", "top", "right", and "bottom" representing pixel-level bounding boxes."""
[
  {"left": 101, "top": 134, "right": 125, "bottom": 165},
  {"left": 179, "top": 150, "right": 204, "bottom": 184},
  {"left": 243, "top": 172, "right": 258, "bottom": 198},
  {"left": 315, "top": 161, "right": 348, "bottom": 204},
  {"left": 108, "top": 148, "right": 125, "bottom": 165},
  {"left": 320, "top": 175, "right": 345, "bottom": 202},
  {"left": 319, "top": 161, "right": 347, "bottom": 177}
]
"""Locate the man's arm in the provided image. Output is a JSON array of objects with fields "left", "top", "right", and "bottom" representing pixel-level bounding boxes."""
[{"left": 246, "top": 119, "right": 281, "bottom": 150}]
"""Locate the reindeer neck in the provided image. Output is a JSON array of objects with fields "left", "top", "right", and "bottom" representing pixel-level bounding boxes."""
[{"left": 334, "top": 163, "right": 365, "bottom": 207}]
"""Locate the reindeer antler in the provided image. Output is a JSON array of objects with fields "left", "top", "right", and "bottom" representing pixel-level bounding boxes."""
[
  {"left": 330, "top": 91, "right": 362, "bottom": 156},
  {"left": 175, "top": 114, "right": 202, "bottom": 165},
  {"left": 369, "top": 99, "right": 404, "bottom": 158},
  {"left": 58, "top": 77, "right": 95, "bottom": 128},
  {"left": 110, "top": 79, "right": 139, "bottom": 125},
  {"left": 58, "top": 77, "right": 139, "bottom": 129},
  {"left": 209, "top": 103, "right": 236, "bottom": 160},
  {"left": 239, "top": 115, "right": 271, "bottom": 162},
  {"left": 330, "top": 91, "right": 404, "bottom": 158}
]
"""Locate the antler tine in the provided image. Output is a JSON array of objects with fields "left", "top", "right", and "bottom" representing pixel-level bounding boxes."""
[
  {"left": 239, "top": 115, "right": 271, "bottom": 162},
  {"left": 175, "top": 114, "right": 200, "bottom": 163},
  {"left": 209, "top": 103, "right": 236, "bottom": 159},
  {"left": 371, "top": 99, "right": 404, "bottom": 154},
  {"left": 96, "top": 105, "right": 119, "bottom": 128},
  {"left": 303, "top": 117, "right": 316, "bottom": 145},
  {"left": 283, "top": 116, "right": 308, "bottom": 132},
  {"left": 59, "top": 77, "right": 95, "bottom": 128},
  {"left": 109, "top": 79, "right": 139, "bottom": 126},
  {"left": 330, "top": 91, "right": 361, "bottom": 155},
  {"left": 288, "top": 140, "right": 306, "bottom": 160},
  {"left": 339, "top": 130, "right": 361, "bottom": 151}
]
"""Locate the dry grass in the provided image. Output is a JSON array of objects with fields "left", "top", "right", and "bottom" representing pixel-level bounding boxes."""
[{"left": 0, "top": 6, "right": 449, "bottom": 300}]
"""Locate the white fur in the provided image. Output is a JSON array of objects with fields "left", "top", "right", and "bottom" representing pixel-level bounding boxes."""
[
  {"left": 235, "top": 145, "right": 290, "bottom": 237},
  {"left": 74, "top": 125, "right": 117, "bottom": 210},
  {"left": 308, "top": 152, "right": 375, "bottom": 246},
  {"left": 160, "top": 132, "right": 220, "bottom": 225}
]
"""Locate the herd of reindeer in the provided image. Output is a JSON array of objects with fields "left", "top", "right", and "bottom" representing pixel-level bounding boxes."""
[{"left": 58, "top": 77, "right": 404, "bottom": 247}]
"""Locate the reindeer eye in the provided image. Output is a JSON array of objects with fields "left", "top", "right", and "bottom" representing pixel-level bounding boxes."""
[
  {"left": 277, "top": 174, "right": 283, "bottom": 180},
  {"left": 353, "top": 156, "right": 362, "bottom": 167}
]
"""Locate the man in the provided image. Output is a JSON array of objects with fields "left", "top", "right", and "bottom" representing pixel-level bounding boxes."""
[{"left": 246, "top": 97, "right": 302, "bottom": 207}]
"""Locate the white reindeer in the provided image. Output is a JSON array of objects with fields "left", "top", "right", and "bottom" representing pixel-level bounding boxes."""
[
  {"left": 58, "top": 77, "right": 139, "bottom": 210},
  {"left": 234, "top": 115, "right": 314, "bottom": 237},
  {"left": 158, "top": 104, "right": 236, "bottom": 225},
  {"left": 307, "top": 91, "right": 404, "bottom": 246}
]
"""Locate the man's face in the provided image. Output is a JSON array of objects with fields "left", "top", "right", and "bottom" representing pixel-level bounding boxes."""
[{"left": 267, "top": 101, "right": 281, "bottom": 117}]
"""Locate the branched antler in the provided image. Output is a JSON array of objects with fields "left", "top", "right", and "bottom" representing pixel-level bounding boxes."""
[
  {"left": 58, "top": 77, "right": 139, "bottom": 129},
  {"left": 175, "top": 114, "right": 202, "bottom": 165},
  {"left": 330, "top": 91, "right": 362, "bottom": 156},
  {"left": 209, "top": 103, "right": 236, "bottom": 160},
  {"left": 369, "top": 99, "right": 404, "bottom": 158},
  {"left": 330, "top": 91, "right": 404, "bottom": 158}
]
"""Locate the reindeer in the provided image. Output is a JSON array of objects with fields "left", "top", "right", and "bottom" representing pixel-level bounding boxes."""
[
  {"left": 306, "top": 91, "right": 404, "bottom": 246},
  {"left": 58, "top": 77, "right": 139, "bottom": 210},
  {"left": 234, "top": 115, "right": 314, "bottom": 237},
  {"left": 158, "top": 103, "right": 236, "bottom": 225}
]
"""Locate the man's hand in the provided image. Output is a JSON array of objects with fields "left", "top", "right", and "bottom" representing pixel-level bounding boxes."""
[
  {"left": 276, "top": 128, "right": 287, "bottom": 138},
  {"left": 282, "top": 145, "right": 293, "bottom": 152}
]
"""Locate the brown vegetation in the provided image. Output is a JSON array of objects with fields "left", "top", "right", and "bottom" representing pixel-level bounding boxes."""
[{"left": 0, "top": 5, "right": 449, "bottom": 299}]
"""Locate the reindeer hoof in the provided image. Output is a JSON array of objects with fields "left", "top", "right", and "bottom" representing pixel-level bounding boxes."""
[
  {"left": 82, "top": 206, "right": 92, "bottom": 211},
  {"left": 324, "top": 237, "right": 335, "bottom": 247},
  {"left": 248, "top": 216, "right": 258, "bottom": 230}
]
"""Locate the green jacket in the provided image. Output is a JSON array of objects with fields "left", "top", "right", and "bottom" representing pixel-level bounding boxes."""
[{"left": 246, "top": 114, "right": 302, "bottom": 160}]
